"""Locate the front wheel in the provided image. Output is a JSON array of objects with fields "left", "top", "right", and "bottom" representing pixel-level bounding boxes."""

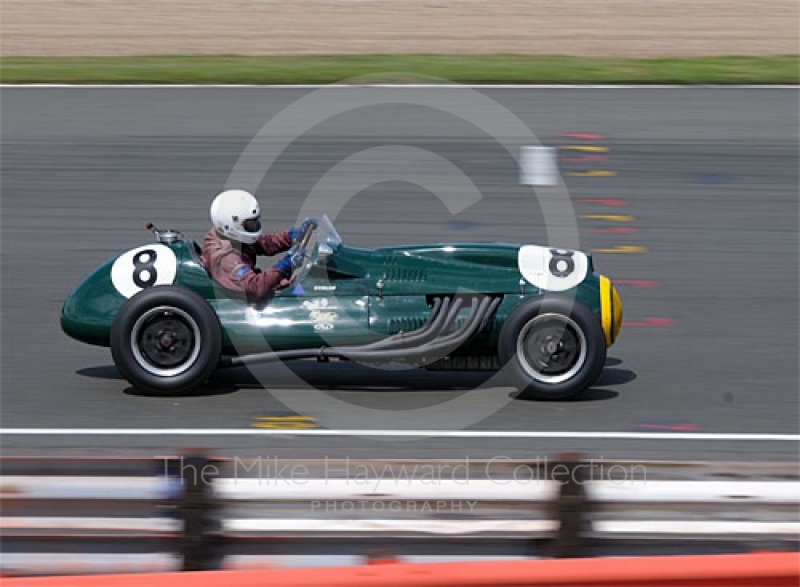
[
  {"left": 110, "top": 286, "right": 222, "bottom": 395},
  {"left": 499, "top": 297, "right": 606, "bottom": 400}
]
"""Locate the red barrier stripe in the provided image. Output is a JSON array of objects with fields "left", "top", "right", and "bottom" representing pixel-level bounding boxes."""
[{"left": 3, "top": 553, "right": 799, "bottom": 587}]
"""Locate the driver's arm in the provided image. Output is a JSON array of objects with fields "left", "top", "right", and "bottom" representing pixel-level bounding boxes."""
[
  {"left": 238, "top": 248, "right": 303, "bottom": 298},
  {"left": 254, "top": 230, "right": 292, "bottom": 257},
  {"left": 259, "top": 219, "right": 317, "bottom": 257},
  {"left": 213, "top": 251, "right": 287, "bottom": 299},
  {"left": 238, "top": 266, "right": 287, "bottom": 299}
]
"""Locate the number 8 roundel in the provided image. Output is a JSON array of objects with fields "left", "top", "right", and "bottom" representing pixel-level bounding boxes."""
[
  {"left": 111, "top": 244, "right": 178, "bottom": 298},
  {"left": 518, "top": 245, "right": 588, "bottom": 292}
]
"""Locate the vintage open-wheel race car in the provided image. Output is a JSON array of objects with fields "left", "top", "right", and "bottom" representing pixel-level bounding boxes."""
[{"left": 62, "top": 215, "right": 622, "bottom": 400}]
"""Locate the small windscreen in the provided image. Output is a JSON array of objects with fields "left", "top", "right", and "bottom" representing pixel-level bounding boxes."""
[{"left": 318, "top": 214, "right": 342, "bottom": 250}]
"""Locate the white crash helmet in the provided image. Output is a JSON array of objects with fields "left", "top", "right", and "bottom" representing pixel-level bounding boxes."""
[{"left": 209, "top": 190, "right": 262, "bottom": 245}]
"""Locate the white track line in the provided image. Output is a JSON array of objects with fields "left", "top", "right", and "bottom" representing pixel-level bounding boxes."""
[
  {"left": 1, "top": 84, "right": 798, "bottom": 89},
  {"left": 1, "top": 429, "right": 798, "bottom": 440}
]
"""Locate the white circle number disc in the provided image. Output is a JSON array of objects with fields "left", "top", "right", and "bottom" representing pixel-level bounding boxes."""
[
  {"left": 111, "top": 244, "right": 178, "bottom": 298},
  {"left": 518, "top": 245, "right": 588, "bottom": 292}
]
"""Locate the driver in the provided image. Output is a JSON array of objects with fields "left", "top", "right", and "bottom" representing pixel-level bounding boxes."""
[{"left": 201, "top": 189, "right": 317, "bottom": 299}]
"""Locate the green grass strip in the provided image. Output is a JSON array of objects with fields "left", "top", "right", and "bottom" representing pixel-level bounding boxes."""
[{"left": 1, "top": 55, "right": 797, "bottom": 84}]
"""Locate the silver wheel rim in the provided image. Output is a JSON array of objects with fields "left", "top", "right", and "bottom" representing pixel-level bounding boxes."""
[
  {"left": 130, "top": 306, "right": 202, "bottom": 377},
  {"left": 516, "top": 313, "right": 587, "bottom": 384}
]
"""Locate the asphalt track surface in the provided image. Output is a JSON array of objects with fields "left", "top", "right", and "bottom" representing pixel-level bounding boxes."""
[{"left": 1, "top": 87, "right": 798, "bottom": 461}]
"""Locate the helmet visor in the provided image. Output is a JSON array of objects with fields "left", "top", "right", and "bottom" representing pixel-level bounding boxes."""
[{"left": 242, "top": 217, "right": 261, "bottom": 233}]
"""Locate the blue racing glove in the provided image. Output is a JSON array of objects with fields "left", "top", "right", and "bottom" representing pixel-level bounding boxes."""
[
  {"left": 288, "top": 217, "right": 319, "bottom": 244},
  {"left": 272, "top": 247, "right": 306, "bottom": 277}
]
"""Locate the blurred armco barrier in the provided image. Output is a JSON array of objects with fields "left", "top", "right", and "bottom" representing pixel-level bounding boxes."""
[
  {"left": 3, "top": 553, "right": 800, "bottom": 586},
  {"left": 1, "top": 454, "right": 798, "bottom": 575}
]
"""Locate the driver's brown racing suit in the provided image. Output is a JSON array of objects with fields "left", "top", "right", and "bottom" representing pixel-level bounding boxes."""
[{"left": 200, "top": 229, "right": 292, "bottom": 299}]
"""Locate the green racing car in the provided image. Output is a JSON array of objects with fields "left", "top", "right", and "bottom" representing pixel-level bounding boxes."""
[{"left": 62, "top": 215, "right": 622, "bottom": 399}]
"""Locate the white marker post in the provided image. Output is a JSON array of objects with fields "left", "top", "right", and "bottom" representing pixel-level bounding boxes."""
[{"left": 520, "top": 146, "right": 558, "bottom": 187}]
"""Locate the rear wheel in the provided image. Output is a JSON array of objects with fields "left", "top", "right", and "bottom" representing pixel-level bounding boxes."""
[
  {"left": 111, "top": 286, "right": 222, "bottom": 395},
  {"left": 499, "top": 297, "right": 605, "bottom": 400}
]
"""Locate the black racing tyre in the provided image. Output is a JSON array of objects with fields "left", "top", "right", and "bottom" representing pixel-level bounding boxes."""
[
  {"left": 110, "top": 285, "right": 222, "bottom": 395},
  {"left": 499, "top": 296, "right": 606, "bottom": 400}
]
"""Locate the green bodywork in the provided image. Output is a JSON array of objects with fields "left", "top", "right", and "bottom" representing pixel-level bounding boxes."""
[{"left": 62, "top": 238, "right": 607, "bottom": 357}]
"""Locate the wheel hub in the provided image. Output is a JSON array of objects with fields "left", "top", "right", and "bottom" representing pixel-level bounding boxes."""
[
  {"left": 515, "top": 313, "right": 588, "bottom": 385},
  {"left": 131, "top": 306, "right": 202, "bottom": 377},
  {"left": 158, "top": 331, "right": 176, "bottom": 349}
]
